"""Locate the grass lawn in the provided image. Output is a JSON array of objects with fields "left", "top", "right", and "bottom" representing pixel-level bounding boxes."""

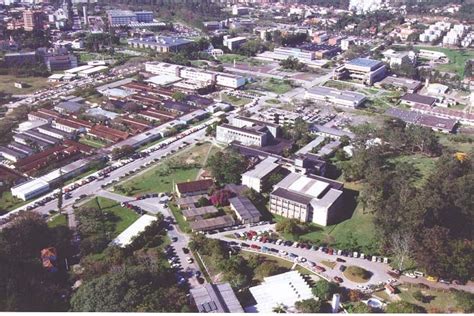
[
  {"left": 220, "top": 93, "right": 253, "bottom": 107},
  {"left": 0, "top": 75, "right": 51, "bottom": 95},
  {"left": 115, "top": 142, "right": 216, "bottom": 196},
  {"left": 343, "top": 265, "right": 372, "bottom": 283},
  {"left": 217, "top": 54, "right": 249, "bottom": 64},
  {"left": 81, "top": 197, "right": 139, "bottom": 237},
  {"left": 438, "top": 133, "right": 474, "bottom": 153},
  {"left": 415, "top": 46, "right": 474, "bottom": 78},
  {"left": 169, "top": 203, "right": 191, "bottom": 233},
  {"left": 48, "top": 214, "right": 68, "bottom": 228},
  {"left": 288, "top": 203, "right": 378, "bottom": 254},
  {"left": 0, "top": 191, "right": 29, "bottom": 214},
  {"left": 240, "top": 250, "right": 315, "bottom": 283},
  {"left": 262, "top": 79, "right": 293, "bottom": 94},
  {"left": 389, "top": 154, "right": 438, "bottom": 187},
  {"left": 79, "top": 136, "right": 107, "bottom": 149},
  {"left": 397, "top": 285, "right": 463, "bottom": 313},
  {"left": 324, "top": 80, "right": 358, "bottom": 91},
  {"left": 266, "top": 98, "right": 281, "bottom": 105},
  {"left": 321, "top": 260, "right": 336, "bottom": 269}
]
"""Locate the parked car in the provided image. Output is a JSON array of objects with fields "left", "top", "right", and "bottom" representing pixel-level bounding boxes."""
[
  {"left": 339, "top": 265, "right": 347, "bottom": 272},
  {"left": 336, "top": 258, "right": 346, "bottom": 263},
  {"left": 334, "top": 276, "right": 343, "bottom": 283}
]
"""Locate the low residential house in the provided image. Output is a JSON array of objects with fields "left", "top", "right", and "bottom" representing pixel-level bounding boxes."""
[{"left": 175, "top": 179, "right": 214, "bottom": 198}]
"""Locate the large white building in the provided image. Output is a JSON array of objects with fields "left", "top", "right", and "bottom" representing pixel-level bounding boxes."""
[
  {"left": 246, "top": 271, "right": 314, "bottom": 313},
  {"left": 269, "top": 173, "right": 344, "bottom": 226},
  {"left": 333, "top": 58, "right": 387, "bottom": 85},
  {"left": 144, "top": 62, "right": 246, "bottom": 89}
]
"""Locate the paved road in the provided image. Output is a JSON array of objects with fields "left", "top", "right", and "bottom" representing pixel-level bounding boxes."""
[
  {"left": 207, "top": 227, "right": 392, "bottom": 290},
  {"left": 207, "top": 226, "right": 474, "bottom": 293},
  {"left": 97, "top": 190, "right": 204, "bottom": 288}
]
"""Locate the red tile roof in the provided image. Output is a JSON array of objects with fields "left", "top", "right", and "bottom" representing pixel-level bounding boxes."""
[{"left": 176, "top": 179, "right": 214, "bottom": 194}]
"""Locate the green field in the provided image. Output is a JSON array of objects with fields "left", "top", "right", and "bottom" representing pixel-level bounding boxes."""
[
  {"left": 115, "top": 142, "right": 217, "bottom": 196},
  {"left": 0, "top": 75, "right": 51, "bottom": 95},
  {"left": 79, "top": 136, "right": 107, "bottom": 149},
  {"left": 220, "top": 93, "right": 253, "bottom": 107},
  {"left": 0, "top": 191, "right": 29, "bottom": 214},
  {"left": 438, "top": 134, "right": 474, "bottom": 153},
  {"left": 48, "top": 214, "right": 68, "bottom": 228},
  {"left": 262, "top": 79, "right": 294, "bottom": 94},
  {"left": 416, "top": 46, "right": 474, "bottom": 77},
  {"left": 324, "top": 80, "right": 358, "bottom": 91},
  {"left": 217, "top": 54, "right": 249, "bottom": 64},
  {"left": 81, "top": 197, "right": 140, "bottom": 237},
  {"left": 169, "top": 203, "right": 191, "bottom": 233},
  {"left": 389, "top": 154, "right": 438, "bottom": 187},
  {"left": 397, "top": 285, "right": 464, "bottom": 313}
]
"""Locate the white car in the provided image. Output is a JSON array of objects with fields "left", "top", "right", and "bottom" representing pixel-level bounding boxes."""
[{"left": 404, "top": 272, "right": 417, "bottom": 279}]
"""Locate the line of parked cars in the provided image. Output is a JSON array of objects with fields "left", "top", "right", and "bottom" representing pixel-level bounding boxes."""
[
  {"left": 234, "top": 229, "right": 390, "bottom": 264},
  {"left": 120, "top": 202, "right": 146, "bottom": 215}
]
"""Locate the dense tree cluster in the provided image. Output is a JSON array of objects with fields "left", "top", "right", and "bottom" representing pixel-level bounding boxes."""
[
  {"left": 279, "top": 56, "right": 307, "bottom": 71},
  {"left": 206, "top": 150, "right": 248, "bottom": 184},
  {"left": 343, "top": 119, "right": 473, "bottom": 281},
  {"left": 0, "top": 213, "right": 72, "bottom": 311}
]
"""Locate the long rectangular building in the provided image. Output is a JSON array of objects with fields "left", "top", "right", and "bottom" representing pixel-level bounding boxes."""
[{"left": 304, "top": 86, "right": 366, "bottom": 108}]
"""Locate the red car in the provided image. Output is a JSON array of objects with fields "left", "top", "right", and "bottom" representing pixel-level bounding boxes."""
[
  {"left": 334, "top": 276, "right": 343, "bottom": 283},
  {"left": 250, "top": 244, "right": 261, "bottom": 250},
  {"left": 328, "top": 248, "right": 334, "bottom": 255},
  {"left": 315, "top": 266, "right": 326, "bottom": 273}
]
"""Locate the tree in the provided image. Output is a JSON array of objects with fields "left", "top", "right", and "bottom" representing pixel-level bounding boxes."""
[
  {"left": 279, "top": 56, "right": 306, "bottom": 71},
  {"left": 209, "top": 189, "right": 234, "bottom": 207},
  {"left": 272, "top": 303, "right": 287, "bottom": 313},
  {"left": 254, "top": 261, "right": 281, "bottom": 279},
  {"left": 70, "top": 266, "right": 188, "bottom": 312},
  {"left": 454, "top": 291, "right": 474, "bottom": 313},
  {"left": 275, "top": 218, "right": 305, "bottom": 237},
  {"left": 347, "top": 302, "right": 373, "bottom": 313},
  {"left": 111, "top": 145, "right": 134, "bottom": 159},
  {"left": 389, "top": 231, "right": 414, "bottom": 271},
  {"left": 385, "top": 301, "right": 426, "bottom": 313},
  {"left": 347, "top": 289, "right": 364, "bottom": 302},
  {"left": 0, "top": 212, "right": 72, "bottom": 311},
  {"left": 206, "top": 150, "right": 247, "bottom": 184},
  {"left": 311, "top": 280, "right": 339, "bottom": 301},
  {"left": 295, "top": 299, "right": 322, "bottom": 313},
  {"left": 196, "top": 196, "right": 210, "bottom": 207},
  {"left": 172, "top": 91, "right": 186, "bottom": 102}
]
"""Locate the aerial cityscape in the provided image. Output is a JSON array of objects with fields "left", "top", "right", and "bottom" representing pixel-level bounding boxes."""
[{"left": 0, "top": 0, "right": 473, "bottom": 313}]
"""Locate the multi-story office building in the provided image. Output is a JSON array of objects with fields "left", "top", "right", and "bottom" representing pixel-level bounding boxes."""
[
  {"left": 333, "top": 57, "right": 387, "bottom": 85},
  {"left": 107, "top": 10, "right": 137, "bottom": 26},
  {"left": 269, "top": 173, "right": 344, "bottom": 226},
  {"left": 128, "top": 36, "right": 194, "bottom": 53},
  {"left": 216, "top": 116, "right": 280, "bottom": 147},
  {"left": 223, "top": 36, "right": 247, "bottom": 51}
]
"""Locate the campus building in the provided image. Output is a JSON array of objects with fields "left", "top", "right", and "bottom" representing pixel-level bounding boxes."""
[
  {"left": 241, "top": 156, "right": 280, "bottom": 193},
  {"left": 304, "top": 86, "right": 366, "bottom": 108},
  {"left": 128, "top": 36, "right": 194, "bottom": 53},
  {"left": 216, "top": 116, "right": 280, "bottom": 147},
  {"left": 333, "top": 58, "right": 387, "bottom": 85},
  {"left": 269, "top": 173, "right": 344, "bottom": 226}
]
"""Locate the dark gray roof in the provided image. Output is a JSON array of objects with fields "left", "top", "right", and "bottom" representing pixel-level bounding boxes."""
[
  {"left": 400, "top": 93, "right": 437, "bottom": 106},
  {"left": 229, "top": 196, "right": 261, "bottom": 220},
  {"left": 190, "top": 283, "right": 244, "bottom": 313},
  {"left": 8, "top": 142, "right": 35, "bottom": 155},
  {"left": 0, "top": 146, "right": 26, "bottom": 159},
  {"left": 271, "top": 187, "right": 313, "bottom": 205},
  {"left": 347, "top": 58, "right": 384, "bottom": 70},
  {"left": 55, "top": 101, "right": 86, "bottom": 113},
  {"left": 385, "top": 107, "right": 421, "bottom": 124}
]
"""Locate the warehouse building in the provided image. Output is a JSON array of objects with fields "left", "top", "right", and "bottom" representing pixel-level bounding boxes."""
[{"left": 182, "top": 205, "right": 219, "bottom": 221}]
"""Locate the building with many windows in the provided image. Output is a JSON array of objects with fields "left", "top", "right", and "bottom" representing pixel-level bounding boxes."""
[
  {"left": 216, "top": 116, "right": 280, "bottom": 147},
  {"left": 269, "top": 173, "right": 344, "bottom": 226},
  {"left": 128, "top": 36, "right": 194, "bottom": 53},
  {"left": 333, "top": 57, "right": 387, "bottom": 85}
]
